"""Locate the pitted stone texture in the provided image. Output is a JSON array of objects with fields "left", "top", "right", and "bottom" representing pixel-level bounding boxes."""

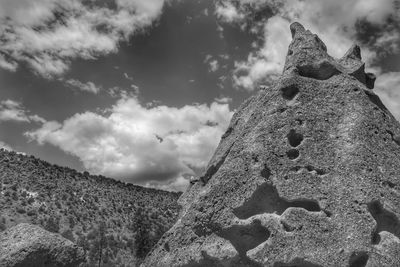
[
  {"left": 143, "top": 22, "right": 400, "bottom": 267},
  {"left": 0, "top": 223, "right": 85, "bottom": 267}
]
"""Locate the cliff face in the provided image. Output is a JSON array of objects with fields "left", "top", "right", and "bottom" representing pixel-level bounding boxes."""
[{"left": 143, "top": 22, "right": 400, "bottom": 266}]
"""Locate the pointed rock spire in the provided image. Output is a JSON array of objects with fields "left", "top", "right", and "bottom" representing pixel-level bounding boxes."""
[
  {"left": 143, "top": 23, "right": 400, "bottom": 267},
  {"left": 284, "top": 22, "right": 375, "bottom": 89},
  {"left": 289, "top": 22, "right": 305, "bottom": 38},
  {"left": 343, "top": 44, "right": 362, "bottom": 60}
]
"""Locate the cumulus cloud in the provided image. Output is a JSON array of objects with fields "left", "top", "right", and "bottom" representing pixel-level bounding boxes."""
[
  {"left": 204, "top": 55, "right": 220, "bottom": 72},
  {"left": 215, "top": 1, "right": 244, "bottom": 23},
  {"left": 375, "top": 72, "right": 400, "bottom": 120},
  {"left": 65, "top": 79, "right": 101, "bottom": 94},
  {"left": 26, "top": 96, "right": 233, "bottom": 190},
  {"left": 0, "top": 0, "right": 165, "bottom": 78},
  {"left": 216, "top": 0, "right": 399, "bottom": 90},
  {"left": 0, "top": 141, "right": 13, "bottom": 151},
  {"left": 209, "top": 60, "right": 220, "bottom": 72},
  {"left": 0, "top": 99, "right": 45, "bottom": 123}
]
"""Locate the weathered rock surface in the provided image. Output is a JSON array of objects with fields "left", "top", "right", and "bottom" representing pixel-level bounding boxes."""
[
  {"left": 143, "top": 22, "right": 400, "bottom": 266},
  {"left": 0, "top": 223, "right": 85, "bottom": 267}
]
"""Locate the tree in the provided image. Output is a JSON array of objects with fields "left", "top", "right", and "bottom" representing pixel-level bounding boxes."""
[
  {"left": 133, "top": 207, "right": 152, "bottom": 260},
  {"left": 87, "top": 221, "right": 108, "bottom": 267},
  {"left": 97, "top": 221, "right": 107, "bottom": 267}
]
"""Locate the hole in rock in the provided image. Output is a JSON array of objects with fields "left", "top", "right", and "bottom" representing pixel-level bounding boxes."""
[
  {"left": 365, "top": 91, "right": 388, "bottom": 113},
  {"left": 281, "top": 85, "right": 299, "bottom": 100},
  {"left": 261, "top": 165, "right": 271, "bottom": 180},
  {"left": 286, "top": 149, "right": 300, "bottom": 160},
  {"left": 164, "top": 242, "right": 170, "bottom": 252},
  {"left": 281, "top": 220, "right": 296, "bottom": 232},
  {"left": 218, "top": 220, "right": 270, "bottom": 256},
  {"left": 233, "top": 182, "right": 321, "bottom": 219},
  {"left": 382, "top": 180, "right": 395, "bottom": 188},
  {"left": 297, "top": 61, "right": 340, "bottom": 80},
  {"left": 349, "top": 251, "right": 369, "bottom": 267},
  {"left": 305, "top": 165, "right": 326, "bottom": 175},
  {"left": 367, "top": 200, "right": 400, "bottom": 244},
  {"left": 287, "top": 130, "right": 304, "bottom": 147},
  {"left": 273, "top": 258, "right": 323, "bottom": 267}
]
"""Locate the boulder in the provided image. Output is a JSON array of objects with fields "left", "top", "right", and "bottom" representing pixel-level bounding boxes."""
[
  {"left": 143, "top": 22, "right": 400, "bottom": 267},
  {"left": 0, "top": 223, "right": 85, "bottom": 267}
]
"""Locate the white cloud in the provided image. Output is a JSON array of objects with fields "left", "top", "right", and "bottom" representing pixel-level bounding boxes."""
[
  {"left": 0, "top": 99, "right": 45, "bottom": 123},
  {"left": 215, "top": 2, "right": 244, "bottom": 23},
  {"left": 123, "top": 72, "right": 134, "bottom": 81},
  {"left": 209, "top": 59, "right": 220, "bottom": 72},
  {"left": 25, "top": 96, "right": 233, "bottom": 190},
  {"left": 375, "top": 72, "right": 400, "bottom": 121},
  {"left": 65, "top": 79, "right": 101, "bottom": 94},
  {"left": 233, "top": 16, "right": 291, "bottom": 89},
  {"left": 0, "top": 141, "right": 13, "bottom": 151},
  {"left": 204, "top": 55, "right": 220, "bottom": 72},
  {"left": 0, "top": 100, "right": 29, "bottom": 122},
  {"left": 0, "top": 0, "right": 166, "bottom": 77},
  {"left": 214, "top": 96, "right": 232, "bottom": 104},
  {"left": 216, "top": 0, "right": 399, "bottom": 90}
]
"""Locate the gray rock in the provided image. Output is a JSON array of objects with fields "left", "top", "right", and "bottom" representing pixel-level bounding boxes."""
[
  {"left": 0, "top": 223, "right": 85, "bottom": 267},
  {"left": 143, "top": 22, "right": 400, "bottom": 266}
]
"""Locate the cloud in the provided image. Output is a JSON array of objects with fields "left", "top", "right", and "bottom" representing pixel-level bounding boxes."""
[
  {"left": 0, "top": 141, "right": 13, "bottom": 151},
  {"left": 0, "top": 0, "right": 165, "bottom": 78},
  {"left": 233, "top": 16, "right": 291, "bottom": 89},
  {"left": 65, "top": 79, "right": 101, "bottom": 94},
  {"left": 26, "top": 96, "right": 233, "bottom": 190},
  {"left": 216, "top": 0, "right": 399, "bottom": 90},
  {"left": 214, "top": 96, "right": 232, "bottom": 104},
  {"left": 204, "top": 55, "right": 220, "bottom": 72},
  {"left": 215, "top": 1, "right": 244, "bottom": 23},
  {"left": 209, "top": 60, "right": 220, "bottom": 72},
  {"left": 123, "top": 72, "right": 134, "bottom": 81},
  {"left": 375, "top": 72, "right": 400, "bottom": 120},
  {"left": 0, "top": 99, "right": 45, "bottom": 123}
]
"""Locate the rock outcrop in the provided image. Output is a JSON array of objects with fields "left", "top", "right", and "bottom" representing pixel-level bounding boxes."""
[
  {"left": 143, "top": 22, "right": 400, "bottom": 266},
  {"left": 0, "top": 223, "right": 85, "bottom": 267}
]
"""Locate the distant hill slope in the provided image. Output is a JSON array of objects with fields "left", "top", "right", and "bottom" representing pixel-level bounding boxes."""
[{"left": 0, "top": 148, "right": 181, "bottom": 267}]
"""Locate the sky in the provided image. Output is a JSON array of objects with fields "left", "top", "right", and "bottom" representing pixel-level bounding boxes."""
[{"left": 0, "top": 0, "right": 399, "bottom": 191}]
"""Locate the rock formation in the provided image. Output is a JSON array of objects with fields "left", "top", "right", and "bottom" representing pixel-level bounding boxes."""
[
  {"left": 0, "top": 223, "right": 85, "bottom": 267},
  {"left": 143, "top": 22, "right": 400, "bottom": 266}
]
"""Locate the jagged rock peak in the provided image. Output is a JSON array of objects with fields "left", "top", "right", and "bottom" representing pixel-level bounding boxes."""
[
  {"left": 143, "top": 22, "right": 400, "bottom": 267},
  {"left": 284, "top": 22, "right": 375, "bottom": 89},
  {"left": 0, "top": 223, "right": 85, "bottom": 267},
  {"left": 343, "top": 44, "right": 362, "bottom": 60}
]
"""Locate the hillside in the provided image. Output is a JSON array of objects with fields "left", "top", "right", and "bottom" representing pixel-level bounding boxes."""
[{"left": 0, "top": 148, "right": 181, "bottom": 266}]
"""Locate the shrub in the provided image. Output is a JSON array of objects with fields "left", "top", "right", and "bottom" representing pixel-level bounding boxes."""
[
  {"left": 16, "top": 206, "right": 26, "bottom": 214},
  {"left": 44, "top": 217, "right": 60, "bottom": 233},
  {"left": 0, "top": 217, "right": 6, "bottom": 231}
]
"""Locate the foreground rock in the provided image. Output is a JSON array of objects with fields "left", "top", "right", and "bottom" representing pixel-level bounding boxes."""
[
  {"left": 143, "top": 22, "right": 400, "bottom": 266},
  {"left": 0, "top": 223, "right": 85, "bottom": 267}
]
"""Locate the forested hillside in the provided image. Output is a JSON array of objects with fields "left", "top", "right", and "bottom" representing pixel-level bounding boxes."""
[{"left": 0, "top": 149, "right": 181, "bottom": 266}]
